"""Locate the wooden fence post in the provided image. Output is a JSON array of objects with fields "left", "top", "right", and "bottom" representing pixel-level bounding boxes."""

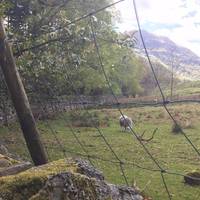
[{"left": 0, "top": 19, "right": 48, "bottom": 165}]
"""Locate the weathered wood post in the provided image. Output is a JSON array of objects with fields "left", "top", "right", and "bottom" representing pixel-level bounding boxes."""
[{"left": 0, "top": 19, "right": 48, "bottom": 165}]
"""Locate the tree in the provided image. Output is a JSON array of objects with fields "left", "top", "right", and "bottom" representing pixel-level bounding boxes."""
[{"left": 1, "top": 0, "right": 142, "bottom": 101}]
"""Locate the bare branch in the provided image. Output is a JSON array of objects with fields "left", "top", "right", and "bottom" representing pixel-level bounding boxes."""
[{"left": 138, "top": 128, "right": 158, "bottom": 143}]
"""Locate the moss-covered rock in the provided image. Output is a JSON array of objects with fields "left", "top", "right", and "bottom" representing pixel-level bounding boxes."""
[
  {"left": 0, "top": 158, "right": 143, "bottom": 200},
  {"left": 30, "top": 172, "right": 143, "bottom": 200},
  {"left": 0, "top": 154, "right": 20, "bottom": 170},
  {"left": 0, "top": 159, "right": 77, "bottom": 200}
]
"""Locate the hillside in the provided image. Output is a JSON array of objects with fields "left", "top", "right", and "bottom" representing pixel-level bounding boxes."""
[
  {"left": 138, "top": 55, "right": 177, "bottom": 95},
  {"left": 132, "top": 30, "right": 200, "bottom": 80}
]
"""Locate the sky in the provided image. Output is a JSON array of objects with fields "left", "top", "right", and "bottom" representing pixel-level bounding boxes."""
[{"left": 115, "top": 0, "right": 200, "bottom": 56}]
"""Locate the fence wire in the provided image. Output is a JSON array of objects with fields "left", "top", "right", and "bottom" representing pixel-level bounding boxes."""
[
  {"left": 132, "top": 0, "right": 200, "bottom": 159},
  {"left": 89, "top": 14, "right": 172, "bottom": 200},
  {"left": 1, "top": 0, "right": 200, "bottom": 200}
]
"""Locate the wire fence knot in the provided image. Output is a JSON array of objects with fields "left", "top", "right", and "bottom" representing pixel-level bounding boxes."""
[{"left": 161, "top": 169, "right": 166, "bottom": 173}]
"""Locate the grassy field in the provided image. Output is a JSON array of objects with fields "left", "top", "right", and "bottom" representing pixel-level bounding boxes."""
[
  {"left": 161, "top": 80, "right": 200, "bottom": 97},
  {"left": 1, "top": 104, "right": 200, "bottom": 199},
  {"left": 164, "top": 86, "right": 200, "bottom": 97}
]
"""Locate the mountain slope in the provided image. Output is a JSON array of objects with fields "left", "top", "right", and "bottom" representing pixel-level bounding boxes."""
[{"left": 132, "top": 30, "right": 200, "bottom": 80}]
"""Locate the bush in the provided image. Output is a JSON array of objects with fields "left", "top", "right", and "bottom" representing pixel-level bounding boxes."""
[
  {"left": 172, "top": 119, "right": 194, "bottom": 134},
  {"left": 172, "top": 123, "right": 182, "bottom": 134},
  {"left": 69, "top": 111, "right": 110, "bottom": 127}
]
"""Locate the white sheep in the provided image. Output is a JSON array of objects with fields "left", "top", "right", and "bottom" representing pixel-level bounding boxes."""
[{"left": 119, "top": 115, "right": 133, "bottom": 132}]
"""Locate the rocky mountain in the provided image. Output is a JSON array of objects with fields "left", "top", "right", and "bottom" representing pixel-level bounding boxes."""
[{"left": 132, "top": 30, "right": 200, "bottom": 80}]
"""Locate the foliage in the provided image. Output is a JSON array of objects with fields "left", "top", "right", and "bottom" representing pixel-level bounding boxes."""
[
  {"left": 0, "top": 1, "right": 11, "bottom": 17},
  {"left": 0, "top": 0, "right": 142, "bottom": 104}
]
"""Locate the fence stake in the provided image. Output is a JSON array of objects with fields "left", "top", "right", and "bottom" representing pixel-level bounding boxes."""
[{"left": 0, "top": 19, "right": 48, "bottom": 165}]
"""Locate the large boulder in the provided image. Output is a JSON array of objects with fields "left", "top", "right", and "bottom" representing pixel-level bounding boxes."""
[{"left": 0, "top": 158, "right": 144, "bottom": 200}]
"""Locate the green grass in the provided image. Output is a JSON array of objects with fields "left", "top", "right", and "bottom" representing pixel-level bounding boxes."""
[
  {"left": 164, "top": 87, "right": 200, "bottom": 97},
  {"left": 1, "top": 104, "right": 200, "bottom": 199},
  {"left": 162, "top": 80, "right": 200, "bottom": 97}
]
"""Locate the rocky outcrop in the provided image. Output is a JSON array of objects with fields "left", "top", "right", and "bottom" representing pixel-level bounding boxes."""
[
  {"left": 30, "top": 172, "right": 143, "bottom": 200},
  {"left": 0, "top": 158, "right": 144, "bottom": 200}
]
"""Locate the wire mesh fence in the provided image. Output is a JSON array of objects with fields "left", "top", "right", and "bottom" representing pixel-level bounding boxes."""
[{"left": 0, "top": 0, "right": 200, "bottom": 199}]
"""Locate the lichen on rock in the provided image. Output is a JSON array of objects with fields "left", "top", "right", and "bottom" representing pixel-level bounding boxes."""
[
  {"left": 0, "top": 159, "right": 77, "bottom": 200},
  {"left": 0, "top": 154, "right": 20, "bottom": 170},
  {"left": 30, "top": 172, "right": 143, "bottom": 200},
  {"left": 0, "top": 158, "right": 144, "bottom": 200}
]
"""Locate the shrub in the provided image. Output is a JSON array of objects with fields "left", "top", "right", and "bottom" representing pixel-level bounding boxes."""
[
  {"left": 172, "top": 123, "right": 182, "bottom": 134},
  {"left": 172, "top": 119, "right": 194, "bottom": 134}
]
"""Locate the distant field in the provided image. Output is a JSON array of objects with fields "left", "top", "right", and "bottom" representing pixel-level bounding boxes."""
[
  {"left": 1, "top": 104, "right": 200, "bottom": 199},
  {"left": 160, "top": 80, "right": 200, "bottom": 97},
  {"left": 164, "top": 87, "right": 200, "bottom": 97}
]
